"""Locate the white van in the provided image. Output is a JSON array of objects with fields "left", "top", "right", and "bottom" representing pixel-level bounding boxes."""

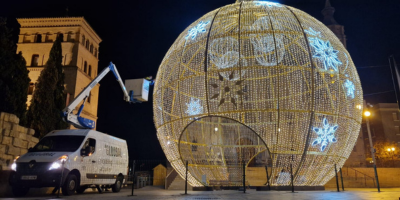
[{"left": 9, "top": 129, "right": 129, "bottom": 197}]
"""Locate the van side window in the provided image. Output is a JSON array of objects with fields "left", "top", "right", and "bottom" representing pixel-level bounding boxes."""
[{"left": 83, "top": 138, "right": 96, "bottom": 155}]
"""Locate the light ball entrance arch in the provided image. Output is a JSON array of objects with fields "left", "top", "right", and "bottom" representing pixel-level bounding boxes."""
[{"left": 178, "top": 116, "right": 271, "bottom": 186}]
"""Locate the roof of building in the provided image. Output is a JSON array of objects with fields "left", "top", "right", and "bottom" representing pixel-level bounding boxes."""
[
  {"left": 321, "top": 0, "right": 339, "bottom": 26},
  {"left": 16, "top": 17, "right": 102, "bottom": 43}
]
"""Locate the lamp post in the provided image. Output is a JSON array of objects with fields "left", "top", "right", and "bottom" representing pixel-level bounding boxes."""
[
  {"left": 387, "top": 148, "right": 395, "bottom": 167},
  {"left": 364, "top": 110, "right": 380, "bottom": 192}
]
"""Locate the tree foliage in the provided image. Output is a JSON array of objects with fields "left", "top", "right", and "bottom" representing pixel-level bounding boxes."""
[
  {"left": 0, "top": 18, "right": 30, "bottom": 124},
  {"left": 27, "top": 35, "right": 67, "bottom": 138},
  {"left": 374, "top": 140, "right": 398, "bottom": 167}
]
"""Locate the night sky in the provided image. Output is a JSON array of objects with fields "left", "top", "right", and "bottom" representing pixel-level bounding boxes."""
[{"left": 1, "top": 0, "right": 400, "bottom": 160}]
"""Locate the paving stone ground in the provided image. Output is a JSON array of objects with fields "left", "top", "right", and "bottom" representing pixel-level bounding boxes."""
[{"left": 2, "top": 186, "right": 400, "bottom": 200}]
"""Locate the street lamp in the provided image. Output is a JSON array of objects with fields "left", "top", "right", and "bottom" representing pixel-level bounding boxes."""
[
  {"left": 387, "top": 147, "right": 396, "bottom": 167},
  {"left": 364, "top": 109, "right": 380, "bottom": 192}
]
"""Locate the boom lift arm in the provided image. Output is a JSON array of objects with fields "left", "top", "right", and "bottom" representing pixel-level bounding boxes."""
[{"left": 62, "top": 62, "right": 143, "bottom": 129}]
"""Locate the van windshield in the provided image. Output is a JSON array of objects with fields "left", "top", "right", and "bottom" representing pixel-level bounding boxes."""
[{"left": 31, "top": 136, "right": 85, "bottom": 152}]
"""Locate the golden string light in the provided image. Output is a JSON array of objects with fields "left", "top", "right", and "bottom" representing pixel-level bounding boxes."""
[{"left": 153, "top": 0, "right": 363, "bottom": 187}]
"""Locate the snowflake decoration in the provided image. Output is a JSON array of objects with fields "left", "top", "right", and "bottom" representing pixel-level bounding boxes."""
[
  {"left": 344, "top": 79, "right": 355, "bottom": 99},
  {"left": 308, "top": 37, "right": 342, "bottom": 71},
  {"left": 255, "top": 1, "right": 282, "bottom": 7},
  {"left": 186, "top": 21, "right": 210, "bottom": 40},
  {"left": 210, "top": 72, "right": 245, "bottom": 107},
  {"left": 304, "top": 27, "right": 321, "bottom": 37},
  {"left": 185, "top": 97, "right": 203, "bottom": 118},
  {"left": 312, "top": 118, "right": 338, "bottom": 151}
]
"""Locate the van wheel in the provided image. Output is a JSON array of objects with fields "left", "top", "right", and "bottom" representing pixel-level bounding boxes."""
[
  {"left": 76, "top": 186, "right": 88, "bottom": 194},
  {"left": 112, "top": 176, "right": 123, "bottom": 193},
  {"left": 62, "top": 174, "right": 77, "bottom": 196},
  {"left": 12, "top": 186, "right": 29, "bottom": 197}
]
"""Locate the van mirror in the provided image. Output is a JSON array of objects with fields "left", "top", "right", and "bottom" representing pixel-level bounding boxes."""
[{"left": 81, "top": 146, "right": 91, "bottom": 157}]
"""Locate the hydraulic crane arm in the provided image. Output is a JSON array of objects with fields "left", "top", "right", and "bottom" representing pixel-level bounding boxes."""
[{"left": 62, "top": 62, "right": 139, "bottom": 129}]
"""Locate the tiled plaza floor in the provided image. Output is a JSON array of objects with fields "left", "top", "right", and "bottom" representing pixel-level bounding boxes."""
[{"left": 2, "top": 186, "right": 400, "bottom": 200}]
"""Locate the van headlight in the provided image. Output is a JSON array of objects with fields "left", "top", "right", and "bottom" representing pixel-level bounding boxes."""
[
  {"left": 11, "top": 156, "right": 19, "bottom": 171},
  {"left": 49, "top": 155, "right": 68, "bottom": 170}
]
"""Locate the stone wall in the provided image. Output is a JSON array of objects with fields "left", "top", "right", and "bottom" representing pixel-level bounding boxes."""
[{"left": 0, "top": 112, "right": 38, "bottom": 170}]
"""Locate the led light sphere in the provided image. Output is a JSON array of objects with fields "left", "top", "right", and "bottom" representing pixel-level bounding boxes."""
[{"left": 153, "top": 0, "right": 363, "bottom": 187}]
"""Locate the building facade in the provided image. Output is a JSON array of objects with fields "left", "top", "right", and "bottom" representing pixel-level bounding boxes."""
[
  {"left": 16, "top": 17, "right": 101, "bottom": 129},
  {"left": 364, "top": 103, "right": 400, "bottom": 166}
]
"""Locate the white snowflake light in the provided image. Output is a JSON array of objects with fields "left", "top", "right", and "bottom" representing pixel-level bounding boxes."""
[
  {"left": 312, "top": 118, "right": 338, "bottom": 151},
  {"left": 255, "top": 1, "right": 282, "bottom": 7},
  {"left": 186, "top": 21, "right": 210, "bottom": 40},
  {"left": 185, "top": 97, "right": 203, "bottom": 118},
  {"left": 308, "top": 37, "right": 342, "bottom": 71},
  {"left": 344, "top": 79, "right": 355, "bottom": 99},
  {"left": 304, "top": 27, "right": 321, "bottom": 37}
]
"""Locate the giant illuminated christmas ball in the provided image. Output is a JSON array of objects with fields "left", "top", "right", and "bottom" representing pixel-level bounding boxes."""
[{"left": 153, "top": 0, "right": 362, "bottom": 187}]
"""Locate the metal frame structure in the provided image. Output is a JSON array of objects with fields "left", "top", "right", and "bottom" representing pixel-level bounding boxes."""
[{"left": 153, "top": 0, "right": 363, "bottom": 187}]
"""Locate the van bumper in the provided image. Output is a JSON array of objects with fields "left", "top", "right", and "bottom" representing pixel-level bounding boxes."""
[{"left": 10, "top": 169, "right": 70, "bottom": 188}]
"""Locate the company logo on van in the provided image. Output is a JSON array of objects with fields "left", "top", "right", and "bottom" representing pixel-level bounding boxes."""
[{"left": 105, "top": 145, "right": 122, "bottom": 157}]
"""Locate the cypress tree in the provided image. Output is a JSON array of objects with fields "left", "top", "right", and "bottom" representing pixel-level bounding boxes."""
[
  {"left": 27, "top": 35, "right": 67, "bottom": 138},
  {"left": 0, "top": 18, "right": 30, "bottom": 123}
]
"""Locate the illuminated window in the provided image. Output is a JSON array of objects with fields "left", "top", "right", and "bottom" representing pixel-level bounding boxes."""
[
  {"left": 31, "top": 54, "right": 39, "bottom": 66},
  {"left": 393, "top": 113, "right": 398, "bottom": 121}
]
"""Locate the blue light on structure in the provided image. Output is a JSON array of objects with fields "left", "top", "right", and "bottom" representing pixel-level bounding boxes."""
[
  {"left": 185, "top": 97, "right": 203, "bottom": 118},
  {"left": 308, "top": 37, "right": 342, "bottom": 71},
  {"left": 304, "top": 27, "right": 321, "bottom": 37},
  {"left": 255, "top": 1, "right": 282, "bottom": 7},
  {"left": 312, "top": 118, "right": 338, "bottom": 151},
  {"left": 344, "top": 79, "right": 355, "bottom": 99},
  {"left": 186, "top": 21, "right": 210, "bottom": 40}
]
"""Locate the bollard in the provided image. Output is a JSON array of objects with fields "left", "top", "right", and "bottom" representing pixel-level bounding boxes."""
[
  {"left": 185, "top": 160, "right": 188, "bottom": 195},
  {"left": 129, "top": 160, "right": 136, "bottom": 196},
  {"left": 265, "top": 165, "right": 271, "bottom": 191},
  {"left": 340, "top": 168, "right": 344, "bottom": 191},
  {"left": 243, "top": 161, "right": 246, "bottom": 193},
  {"left": 334, "top": 164, "right": 339, "bottom": 192},
  {"left": 290, "top": 163, "right": 294, "bottom": 193},
  {"left": 56, "top": 160, "right": 66, "bottom": 198}
]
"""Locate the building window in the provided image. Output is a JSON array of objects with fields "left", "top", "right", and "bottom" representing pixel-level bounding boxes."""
[
  {"left": 393, "top": 113, "right": 399, "bottom": 121},
  {"left": 82, "top": 35, "right": 85, "bottom": 45},
  {"left": 88, "top": 65, "right": 92, "bottom": 77},
  {"left": 31, "top": 54, "right": 39, "bottom": 66},
  {"left": 94, "top": 48, "right": 97, "bottom": 58},
  {"left": 58, "top": 33, "right": 64, "bottom": 42},
  {"left": 396, "top": 126, "right": 400, "bottom": 135},
  {"left": 36, "top": 34, "right": 42, "bottom": 43},
  {"left": 86, "top": 40, "right": 89, "bottom": 49},
  {"left": 90, "top": 44, "right": 93, "bottom": 53},
  {"left": 28, "top": 83, "right": 35, "bottom": 95},
  {"left": 84, "top": 61, "right": 87, "bottom": 73},
  {"left": 88, "top": 91, "right": 91, "bottom": 103}
]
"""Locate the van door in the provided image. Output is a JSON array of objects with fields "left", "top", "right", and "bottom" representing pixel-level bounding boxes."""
[{"left": 81, "top": 138, "right": 98, "bottom": 184}]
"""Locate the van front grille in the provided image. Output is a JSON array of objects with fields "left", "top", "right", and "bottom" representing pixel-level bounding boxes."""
[{"left": 17, "top": 162, "right": 52, "bottom": 174}]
